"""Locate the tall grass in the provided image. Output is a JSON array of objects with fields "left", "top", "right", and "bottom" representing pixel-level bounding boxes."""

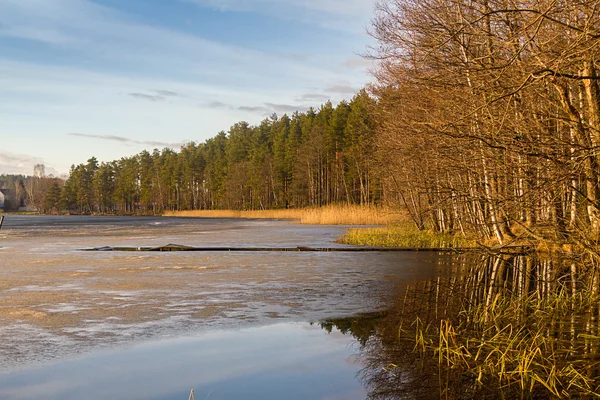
[
  {"left": 339, "top": 224, "right": 478, "bottom": 248},
  {"left": 409, "top": 292, "right": 600, "bottom": 398},
  {"left": 398, "top": 255, "right": 600, "bottom": 398},
  {"left": 164, "top": 205, "right": 404, "bottom": 225}
]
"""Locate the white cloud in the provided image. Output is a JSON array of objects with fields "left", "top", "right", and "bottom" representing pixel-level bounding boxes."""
[
  {"left": 185, "top": 0, "right": 374, "bottom": 18},
  {"left": 67, "top": 133, "right": 186, "bottom": 149},
  {"left": 0, "top": 26, "right": 81, "bottom": 45},
  {"left": 298, "top": 93, "right": 331, "bottom": 102},
  {"left": 325, "top": 84, "right": 359, "bottom": 95},
  {"left": 184, "top": 0, "right": 376, "bottom": 32},
  {"left": 128, "top": 93, "right": 166, "bottom": 102},
  {"left": 0, "top": 0, "right": 349, "bottom": 90},
  {"left": 0, "top": 151, "right": 60, "bottom": 177}
]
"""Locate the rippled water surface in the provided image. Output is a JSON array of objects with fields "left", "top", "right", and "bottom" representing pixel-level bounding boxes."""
[{"left": 0, "top": 216, "right": 445, "bottom": 399}]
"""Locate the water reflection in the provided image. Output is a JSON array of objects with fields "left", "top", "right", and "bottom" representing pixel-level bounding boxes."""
[
  {"left": 0, "top": 323, "right": 365, "bottom": 400},
  {"left": 322, "top": 312, "right": 442, "bottom": 400},
  {"left": 323, "top": 253, "right": 600, "bottom": 399}
]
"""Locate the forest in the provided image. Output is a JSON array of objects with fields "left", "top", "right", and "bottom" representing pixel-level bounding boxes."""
[
  {"left": 0, "top": 91, "right": 381, "bottom": 216},
  {"left": 5, "top": 0, "right": 600, "bottom": 253}
]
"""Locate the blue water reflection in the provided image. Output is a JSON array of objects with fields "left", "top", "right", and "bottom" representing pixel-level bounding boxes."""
[{"left": 0, "top": 323, "right": 365, "bottom": 400}]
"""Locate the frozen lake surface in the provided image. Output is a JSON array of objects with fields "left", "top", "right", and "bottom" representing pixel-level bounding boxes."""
[{"left": 0, "top": 216, "right": 444, "bottom": 399}]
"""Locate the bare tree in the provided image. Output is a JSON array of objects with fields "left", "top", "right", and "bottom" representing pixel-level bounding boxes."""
[{"left": 370, "top": 0, "right": 600, "bottom": 249}]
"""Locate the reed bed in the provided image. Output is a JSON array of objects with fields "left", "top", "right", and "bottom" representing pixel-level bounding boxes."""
[
  {"left": 339, "top": 224, "right": 478, "bottom": 248},
  {"left": 398, "top": 255, "right": 600, "bottom": 398},
  {"left": 164, "top": 205, "right": 405, "bottom": 225},
  {"left": 410, "top": 294, "right": 600, "bottom": 398}
]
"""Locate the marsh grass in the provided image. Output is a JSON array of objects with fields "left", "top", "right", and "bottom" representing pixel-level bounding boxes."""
[
  {"left": 164, "top": 205, "right": 404, "bottom": 225},
  {"left": 399, "top": 255, "right": 600, "bottom": 398},
  {"left": 410, "top": 295, "right": 600, "bottom": 398},
  {"left": 339, "top": 224, "right": 478, "bottom": 248}
]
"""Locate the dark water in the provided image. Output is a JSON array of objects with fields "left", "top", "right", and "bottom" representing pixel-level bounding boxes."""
[{"left": 0, "top": 215, "right": 450, "bottom": 400}]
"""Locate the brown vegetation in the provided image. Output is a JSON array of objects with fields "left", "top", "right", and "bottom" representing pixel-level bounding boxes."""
[
  {"left": 370, "top": 0, "right": 600, "bottom": 252},
  {"left": 164, "top": 204, "right": 405, "bottom": 225}
]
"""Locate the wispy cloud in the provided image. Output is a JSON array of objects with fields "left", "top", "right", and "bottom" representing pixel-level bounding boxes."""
[
  {"left": 236, "top": 102, "right": 310, "bottom": 116},
  {"left": 209, "top": 101, "right": 310, "bottom": 115},
  {"left": 129, "top": 93, "right": 166, "bottom": 102},
  {"left": 0, "top": 26, "right": 81, "bottom": 46},
  {"left": 206, "top": 101, "right": 233, "bottom": 109},
  {"left": 67, "top": 133, "right": 185, "bottom": 149},
  {"left": 264, "top": 102, "right": 309, "bottom": 114},
  {"left": 325, "top": 84, "right": 358, "bottom": 95},
  {"left": 184, "top": 0, "right": 375, "bottom": 32},
  {"left": 238, "top": 105, "right": 269, "bottom": 113},
  {"left": 152, "top": 89, "right": 183, "bottom": 97},
  {"left": 297, "top": 93, "right": 330, "bottom": 102},
  {"left": 0, "top": 0, "right": 347, "bottom": 92}
]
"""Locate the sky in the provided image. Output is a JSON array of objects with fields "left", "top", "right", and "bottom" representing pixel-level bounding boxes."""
[{"left": 0, "top": 0, "right": 376, "bottom": 177}]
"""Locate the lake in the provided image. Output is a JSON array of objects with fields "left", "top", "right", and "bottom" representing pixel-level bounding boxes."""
[{"left": 0, "top": 216, "right": 450, "bottom": 400}]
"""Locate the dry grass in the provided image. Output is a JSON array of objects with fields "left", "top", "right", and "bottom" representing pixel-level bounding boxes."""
[
  {"left": 340, "top": 224, "right": 479, "bottom": 248},
  {"left": 404, "top": 279, "right": 600, "bottom": 398},
  {"left": 164, "top": 205, "right": 405, "bottom": 225}
]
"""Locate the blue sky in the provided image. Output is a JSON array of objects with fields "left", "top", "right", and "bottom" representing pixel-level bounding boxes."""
[{"left": 0, "top": 0, "right": 375, "bottom": 176}]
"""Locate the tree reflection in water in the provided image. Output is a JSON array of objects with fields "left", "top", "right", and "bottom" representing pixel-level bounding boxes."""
[{"left": 322, "top": 254, "right": 600, "bottom": 399}]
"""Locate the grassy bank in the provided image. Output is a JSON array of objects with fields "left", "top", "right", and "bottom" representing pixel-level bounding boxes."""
[
  {"left": 164, "top": 205, "right": 404, "bottom": 225},
  {"left": 339, "top": 225, "right": 478, "bottom": 248}
]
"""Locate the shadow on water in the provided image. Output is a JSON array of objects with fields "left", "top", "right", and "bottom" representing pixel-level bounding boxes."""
[{"left": 323, "top": 253, "right": 600, "bottom": 399}]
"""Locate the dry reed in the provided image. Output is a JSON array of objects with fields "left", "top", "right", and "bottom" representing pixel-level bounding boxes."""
[
  {"left": 403, "top": 272, "right": 600, "bottom": 398},
  {"left": 421, "top": 293, "right": 600, "bottom": 398},
  {"left": 163, "top": 205, "right": 405, "bottom": 225},
  {"left": 340, "top": 224, "right": 478, "bottom": 248}
]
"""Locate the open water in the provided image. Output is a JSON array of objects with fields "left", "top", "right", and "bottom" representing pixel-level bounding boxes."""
[{"left": 0, "top": 216, "right": 447, "bottom": 399}]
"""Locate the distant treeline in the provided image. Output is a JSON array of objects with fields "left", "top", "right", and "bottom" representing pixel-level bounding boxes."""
[
  {"left": 17, "top": 91, "right": 384, "bottom": 214},
  {"left": 0, "top": 170, "right": 62, "bottom": 212}
]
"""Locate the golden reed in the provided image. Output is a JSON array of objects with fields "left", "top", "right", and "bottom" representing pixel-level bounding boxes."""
[{"left": 163, "top": 205, "right": 404, "bottom": 225}]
